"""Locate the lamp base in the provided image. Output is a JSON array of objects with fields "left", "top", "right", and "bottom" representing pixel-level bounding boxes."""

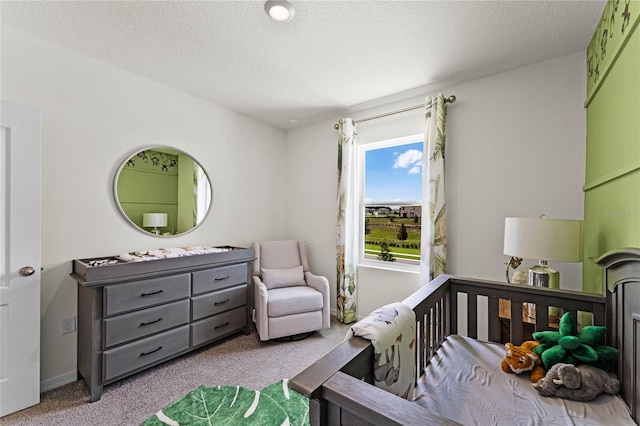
[
  {"left": 527, "top": 260, "right": 561, "bottom": 322},
  {"left": 528, "top": 261, "right": 559, "bottom": 288}
]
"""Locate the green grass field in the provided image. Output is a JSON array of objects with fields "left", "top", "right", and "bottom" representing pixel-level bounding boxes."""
[{"left": 365, "top": 215, "right": 421, "bottom": 261}]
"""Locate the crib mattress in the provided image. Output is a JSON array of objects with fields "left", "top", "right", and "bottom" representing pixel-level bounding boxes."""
[{"left": 414, "top": 335, "right": 635, "bottom": 425}]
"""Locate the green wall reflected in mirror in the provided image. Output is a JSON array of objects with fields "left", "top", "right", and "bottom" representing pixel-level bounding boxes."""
[{"left": 114, "top": 147, "right": 212, "bottom": 236}]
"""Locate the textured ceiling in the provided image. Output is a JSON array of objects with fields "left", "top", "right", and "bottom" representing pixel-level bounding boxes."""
[{"left": 1, "top": 0, "right": 605, "bottom": 129}]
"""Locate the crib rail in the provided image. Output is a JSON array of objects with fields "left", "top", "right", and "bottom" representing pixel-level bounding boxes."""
[{"left": 290, "top": 275, "right": 607, "bottom": 426}]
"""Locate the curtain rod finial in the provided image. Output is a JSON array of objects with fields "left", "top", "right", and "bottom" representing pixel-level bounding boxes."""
[
  {"left": 446, "top": 95, "right": 456, "bottom": 104},
  {"left": 334, "top": 123, "right": 339, "bottom": 130}
]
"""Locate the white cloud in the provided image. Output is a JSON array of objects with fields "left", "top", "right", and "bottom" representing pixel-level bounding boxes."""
[{"left": 393, "top": 149, "right": 422, "bottom": 172}]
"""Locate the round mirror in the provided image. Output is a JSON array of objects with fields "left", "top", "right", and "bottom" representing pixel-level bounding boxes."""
[{"left": 114, "top": 147, "right": 212, "bottom": 236}]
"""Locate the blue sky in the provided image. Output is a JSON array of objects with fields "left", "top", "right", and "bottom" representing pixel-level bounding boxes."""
[{"left": 365, "top": 141, "right": 423, "bottom": 204}]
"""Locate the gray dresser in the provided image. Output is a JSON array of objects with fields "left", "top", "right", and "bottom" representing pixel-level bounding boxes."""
[{"left": 72, "top": 247, "right": 253, "bottom": 402}]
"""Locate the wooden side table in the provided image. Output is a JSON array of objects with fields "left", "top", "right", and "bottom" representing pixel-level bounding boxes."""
[{"left": 498, "top": 299, "right": 559, "bottom": 343}]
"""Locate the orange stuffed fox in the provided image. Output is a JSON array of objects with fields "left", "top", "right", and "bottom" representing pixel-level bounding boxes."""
[{"left": 501, "top": 341, "right": 545, "bottom": 383}]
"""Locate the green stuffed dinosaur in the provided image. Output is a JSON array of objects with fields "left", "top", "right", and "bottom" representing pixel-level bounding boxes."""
[{"left": 532, "top": 312, "right": 618, "bottom": 372}]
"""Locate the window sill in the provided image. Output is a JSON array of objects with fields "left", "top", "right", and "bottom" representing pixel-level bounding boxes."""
[{"left": 358, "top": 259, "right": 420, "bottom": 274}]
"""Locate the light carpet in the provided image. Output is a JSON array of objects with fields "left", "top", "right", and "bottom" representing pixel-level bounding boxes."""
[{"left": 2, "top": 319, "right": 349, "bottom": 426}]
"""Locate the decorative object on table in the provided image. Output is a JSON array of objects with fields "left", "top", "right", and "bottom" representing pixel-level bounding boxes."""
[
  {"left": 532, "top": 312, "right": 618, "bottom": 372},
  {"left": 142, "top": 379, "right": 309, "bottom": 426},
  {"left": 500, "top": 341, "right": 545, "bottom": 383},
  {"left": 142, "top": 212, "right": 168, "bottom": 235},
  {"left": 504, "top": 255, "right": 526, "bottom": 283},
  {"left": 533, "top": 363, "right": 620, "bottom": 401},
  {"left": 503, "top": 214, "right": 582, "bottom": 320}
]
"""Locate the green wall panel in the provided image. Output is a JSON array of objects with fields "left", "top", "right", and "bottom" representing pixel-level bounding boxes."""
[
  {"left": 583, "top": 170, "right": 640, "bottom": 294},
  {"left": 587, "top": 0, "right": 640, "bottom": 102},
  {"left": 115, "top": 148, "right": 181, "bottom": 234},
  {"left": 117, "top": 169, "right": 179, "bottom": 204},
  {"left": 585, "top": 28, "right": 640, "bottom": 185},
  {"left": 584, "top": 2, "right": 640, "bottom": 293}
]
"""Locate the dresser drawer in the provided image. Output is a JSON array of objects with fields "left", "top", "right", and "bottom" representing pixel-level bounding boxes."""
[
  {"left": 191, "top": 264, "right": 248, "bottom": 295},
  {"left": 103, "top": 299, "right": 190, "bottom": 348},
  {"left": 103, "top": 325, "right": 189, "bottom": 382},
  {"left": 103, "top": 274, "right": 190, "bottom": 316},
  {"left": 191, "top": 306, "right": 246, "bottom": 347},
  {"left": 191, "top": 285, "right": 247, "bottom": 321}
]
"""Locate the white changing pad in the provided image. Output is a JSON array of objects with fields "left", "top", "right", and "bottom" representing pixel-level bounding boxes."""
[{"left": 413, "top": 335, "right": 635, "bottom": 426}]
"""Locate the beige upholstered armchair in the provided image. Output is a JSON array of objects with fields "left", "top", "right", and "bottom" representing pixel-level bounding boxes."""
[{"left": 252, "top": 240, "right": 330, "bottom": 341}]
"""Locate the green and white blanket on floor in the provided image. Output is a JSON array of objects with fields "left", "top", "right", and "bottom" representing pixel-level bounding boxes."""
[{"left": 142, "top": 379, "right": 308, "bottom": 426}]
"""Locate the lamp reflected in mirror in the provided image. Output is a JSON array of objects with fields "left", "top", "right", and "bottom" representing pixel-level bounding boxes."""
[
  {"left": 143, "top": 213, "right": 167, "bottom": 235},
  {"left": 114, "top": 147, "right": 212, "bottom": 237}
]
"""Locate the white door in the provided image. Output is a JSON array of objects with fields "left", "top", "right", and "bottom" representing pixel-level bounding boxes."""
[{"left": 0, "top": 100, "right": 41, "bottom": 417}]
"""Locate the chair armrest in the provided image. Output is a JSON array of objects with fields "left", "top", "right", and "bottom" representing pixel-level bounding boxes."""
[
  {"left": 253, "top": 276, "right": 269, "bottom": 340},
  {"left": 305, "top": 271, "right": 330, "bottom": 328},
  {"left": 305, "top": 271, "right": 329, "bottom": 292}
]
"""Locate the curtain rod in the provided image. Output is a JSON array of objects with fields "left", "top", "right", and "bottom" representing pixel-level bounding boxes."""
[{"left": 333, "top": 95, "right": 456, "bottom": 130}]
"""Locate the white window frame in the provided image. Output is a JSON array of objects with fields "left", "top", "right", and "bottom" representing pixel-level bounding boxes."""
[{"left": 357, "top": 133, "right": 423, "bottom": 273}]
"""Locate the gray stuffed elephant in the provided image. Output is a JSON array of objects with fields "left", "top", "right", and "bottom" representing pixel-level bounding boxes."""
[{"left": 533, "top": 363, "right": 620, "bottom": 402}]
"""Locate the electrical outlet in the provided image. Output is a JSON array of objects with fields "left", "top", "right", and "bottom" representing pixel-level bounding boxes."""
[{"left": 61, "top": 316, "right": 76, "bottom": 335}]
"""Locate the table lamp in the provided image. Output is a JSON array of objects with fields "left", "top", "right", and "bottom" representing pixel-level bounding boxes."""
[
  {"left": 503, "top": 215, "right": 582, "bottom": 288},
  {"left": 504, "top": 215, "right": 582, "bottom": 320},
  {"left": 143, "top": 213, "right": 167, "bottom": 235}
]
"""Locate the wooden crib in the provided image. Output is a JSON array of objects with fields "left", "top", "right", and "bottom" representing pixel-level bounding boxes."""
[{"left": 290, "top": 249, "right": 640, "bottom": 425}]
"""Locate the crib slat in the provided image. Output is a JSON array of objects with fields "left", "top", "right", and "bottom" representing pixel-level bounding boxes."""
[
  {"left": 510, "top": 301, "right": 524, "bottom": 344},
  {"left": 488, "top": 297, "right": 500, "bottom": 343},
  {"left": 418, "top": 315, "right": 425, "bottom": 374},
  {"left": 435, "top": 300, "right": 442, "bottom": 346},
  {"left": 443, "top": 292, "right": 450, "bottom": 337},
  {"left": 468, "top": 293, "right": 478, "bottom": 339},
  {"left": 535, "top": 305, "right": 549, "bottom": 332}
]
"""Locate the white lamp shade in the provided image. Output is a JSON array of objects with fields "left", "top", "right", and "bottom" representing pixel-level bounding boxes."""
[
  {"left": 143, "top": 213, "right": 167, "bottom": 228},
  {"left": 504, "top": 217, "right": 582, "bottom": 262}
]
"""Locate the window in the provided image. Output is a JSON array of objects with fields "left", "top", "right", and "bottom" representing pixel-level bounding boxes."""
[{"left": 359, "top": 134, "right": 423, "bottom": 268}]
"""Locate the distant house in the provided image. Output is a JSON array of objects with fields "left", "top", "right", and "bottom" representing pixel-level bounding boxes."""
[
  {"left": 399, "top": 204, "right": 421, "bottom": 218},
  {"left": 366, "top": 206, "right": 392, "bottom": 216}
]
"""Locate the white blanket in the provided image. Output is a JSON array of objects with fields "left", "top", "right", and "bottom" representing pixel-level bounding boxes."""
[{"left": 347, "top": 302, "right": 416, "bottom": 400}]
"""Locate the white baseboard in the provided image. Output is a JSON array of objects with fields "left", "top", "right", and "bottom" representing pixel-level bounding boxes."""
[{"left": 41, "top": 370, "right": 77, "bottom": 393}]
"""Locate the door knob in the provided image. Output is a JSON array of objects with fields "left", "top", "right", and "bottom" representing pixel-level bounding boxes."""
[{"left": 19, "top": 266, "right": 35, "bottom": 277}]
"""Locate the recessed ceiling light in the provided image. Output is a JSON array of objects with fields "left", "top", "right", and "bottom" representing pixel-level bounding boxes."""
[{"left": 264, "top": 0, "right": 294, "bottom": 22}]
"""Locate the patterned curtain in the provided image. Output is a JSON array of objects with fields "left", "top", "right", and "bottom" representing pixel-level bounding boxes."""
[
  {"left": 421, "top": 94, "right": 448, "bottom": 281},
  {"left": 336, "top": 118, "right": 358, "bottom": 323}
]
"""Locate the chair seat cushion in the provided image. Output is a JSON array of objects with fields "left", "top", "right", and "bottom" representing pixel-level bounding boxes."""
[{"left": 267, "top": 286, "right": 323, "bottom": 318}]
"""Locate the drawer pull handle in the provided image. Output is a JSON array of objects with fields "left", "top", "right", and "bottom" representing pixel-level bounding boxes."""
[
  {"left": 214, "top": 299, "right": 230, "bottom": 306},
  {"left": 140, "top": 318, "right": 163, "bottom": 326},
  {"left": 214, "top": 275, "right": 230, "bottom": 281},
  {"left": 214, "top": 322, "right": 230, "bottom": 330},
  {"left": 140, "top": 346, "right": 163, "bottom": 356},
  {"left": 140, "top": 289, "right": 164, "bottom": 297}
]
